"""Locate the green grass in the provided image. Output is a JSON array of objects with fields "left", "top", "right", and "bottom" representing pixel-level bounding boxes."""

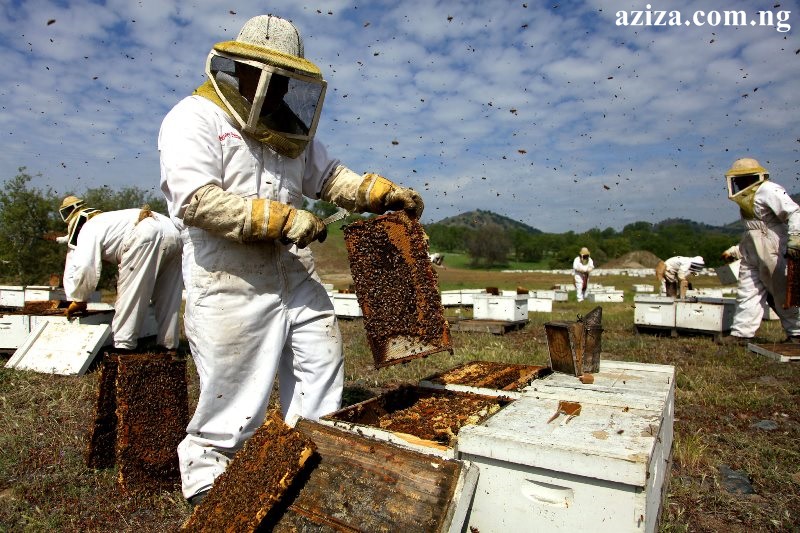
[{"left": 1, "top": 273, "right": 799, "bottom": 531}]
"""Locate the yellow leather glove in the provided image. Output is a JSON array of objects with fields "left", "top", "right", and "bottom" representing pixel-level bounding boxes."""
[
  {"left": 65, "top": 301, "right": 87, "bottom": 318},
  {"left": 183, "top": 184, "right": 326, "bottom": 247},
  {"left": 788, "top": 234, "right": 800, "bottom": 259},
  {"left": 321, "top": 167, "right": 424, "bottom": 219},
  {"left": 281, "top": 209, "right": 327, "bottom": 249}
]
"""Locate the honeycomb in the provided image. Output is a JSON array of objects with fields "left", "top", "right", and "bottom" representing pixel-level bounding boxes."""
[
  {"left": 343, "top": 211, "right": 452, "bottom": 368},
  {"left": 181, "top": 409, "right": 317, "bottom": 532},
  {"left": 423, "top": 360, "right": 551, "bottom": 391},
  {"left": 84, "top": 351, "right": 188, "bottom": 493},
  {"left": 325, "top": 385, "right": 512, "bottom": 447},
  {"left": 787, "top": 256, "right": 800, "bottom": 308}
]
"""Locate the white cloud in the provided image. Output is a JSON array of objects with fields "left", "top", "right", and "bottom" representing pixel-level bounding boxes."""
[{"left": 1, "top": 0, "right": 798, "bottom": 233}]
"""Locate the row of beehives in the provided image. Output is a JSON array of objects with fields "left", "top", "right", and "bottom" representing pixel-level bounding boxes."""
[
  {"left": 317, "top": 358, "right": 676, "bottom": 533},
  {"left": 634, "top": 294, "right": 777, "bottom": 333},
  {"left": 1, "top": 285, "right": 160, "bottom": 366}
]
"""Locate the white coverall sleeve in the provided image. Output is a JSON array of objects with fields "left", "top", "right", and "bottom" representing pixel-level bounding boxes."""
[
  {"left": 63, "top": 227, "right": 103, "bottom": 302},
  {"left": 763, "top": 183, "right": 800, "bottom": 234},
  {"left": 159, "top": 100, "right": 225, "bottom": 221}
]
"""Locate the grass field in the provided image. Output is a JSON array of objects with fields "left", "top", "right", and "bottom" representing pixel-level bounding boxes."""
[{"left": 1, "top": 263, "right": 798, "bottom": 532}]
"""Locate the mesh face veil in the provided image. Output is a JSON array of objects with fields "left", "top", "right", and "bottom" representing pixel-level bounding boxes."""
[{"left": 205, "top": 51, "right": 326, "bottom": 142}]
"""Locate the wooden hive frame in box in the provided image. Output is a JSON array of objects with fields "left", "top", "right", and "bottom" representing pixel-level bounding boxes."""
[{"left": 343, "top": 211, "right": 452, "bottom": 368}]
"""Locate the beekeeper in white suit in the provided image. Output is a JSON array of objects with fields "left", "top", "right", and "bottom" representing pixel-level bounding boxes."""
[
  {"left": 655, "top": 256, "right": 704, "bottom": 299},
  {"left": 572, "top": 247, "right": 594, "bottom": 302},
  {"left": 59, "top": 196, "right": 183, "bottom": 351},
  {"left": 158, "top": 14, "right": 424, "bottom": 506},
  {"left": 717, "top": 157, "right": 800, "bottom": 345}
]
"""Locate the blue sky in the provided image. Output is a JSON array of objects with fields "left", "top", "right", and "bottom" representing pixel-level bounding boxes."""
[{"left": 1, "top": 0, "right": 799, "bottom": 232}]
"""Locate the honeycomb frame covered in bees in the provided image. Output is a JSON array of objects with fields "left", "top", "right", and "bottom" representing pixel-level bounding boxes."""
[
  {"left": 343, "top": 211, "right": 452, "bottom": 368},
  {"left": 181, "top": 410, "right": 317, "bottom": 533},
  {"left": 85, "top": 351, "right": 188, "bottom": 492}
]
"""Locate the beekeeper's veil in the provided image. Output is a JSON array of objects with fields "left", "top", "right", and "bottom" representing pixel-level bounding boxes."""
[{"left": 199, "top": 15, "right": 326, "bottom": 158}]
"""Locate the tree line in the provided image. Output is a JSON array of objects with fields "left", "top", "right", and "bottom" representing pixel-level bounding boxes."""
[
  {"left": 0, "top": 169, "right": 742, "bottom": 286},
  {"left": 425, "top": 220, "right": 740, "bottom": 269}
]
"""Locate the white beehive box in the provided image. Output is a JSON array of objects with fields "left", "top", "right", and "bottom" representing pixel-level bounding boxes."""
[
  {"left": 473, "top": 294, "right": 528, "bottom": 322},
  {"left": 460, "top": 289, "right": 485, "bottom": 306},
  {"left": 533, "top": 290, "right": 556, "bottom": 300},
  {"left": 459, "top": 362, "right": 674, "bottom": 533},
  {"left": 715, "top": 260, "right": 740, "bottom": 286},
  {"left": 526, "top": 360, "right": 676, "bottom": 422},
  {"left": 587, "top": 290, "right": 624, "bottom": 303},
  {"left": 527, "top": 297, "right": 553, "bottom": 313},
  {"left": 332, "top": 292, "right": 363, "bottom": 318},
  {"left": 554, "top": 290, "right": 569, "bottom": 302},
  {"left": 634, "top": 295, "right": 676, "bottom": 328},
  {"left": 0, "top": 285, "right": 25, "bottom": 307},
  {"left": 6, "top": 321, "right": 111, "bottom": 375},
  {"left": 0, "top": 314, "right": 31, "bottom": 350},
  {"left": 633, "top": 284, "right": 654, "bottom": 293},
  {"left": 24, "top": 286, "right": 67, "bottom": 302},
  {"left": 675, "top": 297, "right": 735, "bottom": 333},
  {"left": 440, "top": 290, "right": 462, "bottom": 306}
]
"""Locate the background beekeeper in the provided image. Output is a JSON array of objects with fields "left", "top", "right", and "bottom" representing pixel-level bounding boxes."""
[
  {"left": 59, "top": 196, "right": 183, "bottom": 351},
  {"left": 654, "top": 256, "right": 704, "bottom": 299},
  {"left": 572, "top": 247, "right": 594, "bottom": 302},
  {"left": 158, "top": 14, "right": 424, "bottom": 506},
  {"left": 717, "top": 157, "right": 800, "bottom": 345}
]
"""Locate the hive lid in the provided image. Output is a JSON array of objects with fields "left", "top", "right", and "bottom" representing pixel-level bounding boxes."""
[
  {"left": 343, "top": 211, "right": 452, "bottom": 368},
  {"left": 5, "top": 320, "right": 110, "bottom": 375},
  {"left": 456, "top": 393, "right": 664, "bottom": 486}
]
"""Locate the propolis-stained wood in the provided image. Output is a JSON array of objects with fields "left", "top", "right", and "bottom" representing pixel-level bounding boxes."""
[
  {"left": 263, "top": 419, "right": 469, "bottom": 532},
  {"left": 343, "top": 211, "right": 452, "bottom": 368}
]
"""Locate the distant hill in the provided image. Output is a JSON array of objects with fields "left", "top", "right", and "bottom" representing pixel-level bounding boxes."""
[
  {"left": 653, "top": 218, "right": 740, "bottom": 236},
  {"left": 434, "top": 209, "right": 542, "bottom": 234}
]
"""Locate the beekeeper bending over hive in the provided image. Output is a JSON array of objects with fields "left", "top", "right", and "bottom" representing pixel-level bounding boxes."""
[
  {"left": 158, "top": 14, "right": 424, "bottom": 506},
  {"left": 654, "top": 256, "right": 704, "bottom": 299},
  {"left": 572, "top": 247, "right": 594, "bottom": 302},
  {"left": 717, "top": 158, "right": 800, "bottom": 345},
  {"left": 59, "top": 196, "right": 183, "bottom": 351}
]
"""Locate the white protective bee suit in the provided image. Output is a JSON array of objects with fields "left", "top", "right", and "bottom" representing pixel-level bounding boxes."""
[
  {"left": 572, "top": 247, "right": 594, "bottom": 302},
  {"left": 159, "top": 14, "right": 423, "bottom": 502},
  {"left": 63, "top": 209, "right": 183, "bottom": 350},
  {"left": 723, "top": 158, "right": 800, "bottom": 340},
  {"left": 656, "top": 256, "right": 704, "bottom": 298}
]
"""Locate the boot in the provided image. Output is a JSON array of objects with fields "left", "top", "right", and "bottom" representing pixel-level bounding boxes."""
[{"left": 717, "top": 335, "right": 751, "bottom": 346}]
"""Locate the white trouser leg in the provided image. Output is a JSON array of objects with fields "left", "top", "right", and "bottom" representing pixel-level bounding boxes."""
[
  {"left": 574, "top": 274, "right": 585, "bottom": 301},
  {"left": 151, "top": 229, "right": 183, "bottom": 350},
  {"left": 177, "top": 232, "right": 343, "bottom": 499},
  {"left": 113, "top": 221, "right": 162, "bottom": 349}
]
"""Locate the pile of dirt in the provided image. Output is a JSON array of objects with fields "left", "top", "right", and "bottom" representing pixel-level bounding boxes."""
[{"left": 600, "top": 250, "right": 662, "bottom": 269}]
